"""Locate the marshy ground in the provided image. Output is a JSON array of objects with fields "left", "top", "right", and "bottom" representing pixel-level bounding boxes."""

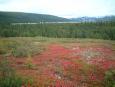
[{"left": 0, "top": 37, "right": 115, "bottom": 87}]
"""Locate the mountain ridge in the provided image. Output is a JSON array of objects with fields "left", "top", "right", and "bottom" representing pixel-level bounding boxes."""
[{"left": 70, "top": 16, "right": 115, "bottom": 22}]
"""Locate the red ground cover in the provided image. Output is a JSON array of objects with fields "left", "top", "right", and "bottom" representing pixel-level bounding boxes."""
[{"left": 10, "top": 44, "right": 115, "bottom": 87}]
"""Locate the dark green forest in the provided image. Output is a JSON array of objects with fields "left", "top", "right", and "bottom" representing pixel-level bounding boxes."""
[{"left": 0, "top": 22, "right": 115, "bottom": 40}]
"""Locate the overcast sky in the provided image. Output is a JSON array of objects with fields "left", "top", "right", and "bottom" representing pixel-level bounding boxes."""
[{"left": 0, "top": 0, "right": 115, "bottom": 18}]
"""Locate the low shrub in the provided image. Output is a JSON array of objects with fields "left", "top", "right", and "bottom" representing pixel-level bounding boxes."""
[
  {"left": 104, "top": 70, "right": 115, "bottom": 87},
  {"left": 0, "top": 56, "right": 33, "bottom": 87},
  {"left": 0, "top": 39, "right": 43, "bottom": 57}
]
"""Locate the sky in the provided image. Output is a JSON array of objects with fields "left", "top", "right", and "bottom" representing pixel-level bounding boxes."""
[{"left": 0, "top": 0, "right": 115, "bottom": 18}]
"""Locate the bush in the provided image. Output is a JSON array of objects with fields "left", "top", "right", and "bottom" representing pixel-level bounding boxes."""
[
  {"left": 0, "top": 56, "right": 33, "bottom": 87},
  {"left": 0, "top": 39, "right": 43, "bottom": 57},
  {"left": 104, "top": 70, "right": 115, "bottom": 87}
]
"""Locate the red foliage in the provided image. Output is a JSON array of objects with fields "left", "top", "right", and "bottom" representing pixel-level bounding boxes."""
[{"left": 13, "top": 44, "right": 115, "bottom": 87}]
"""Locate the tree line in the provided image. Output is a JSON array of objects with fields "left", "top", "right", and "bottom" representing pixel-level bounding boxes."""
[{"left": 0, "top": 22, "right": 115, "bottom": 40}]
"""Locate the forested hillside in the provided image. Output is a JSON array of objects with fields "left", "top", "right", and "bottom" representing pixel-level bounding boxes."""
[
  {"left": 0, "top": 11, "right": 115, "bottom": 23},
  {"left": 0, "top": 11, "right": 69, "bottom": 23}
]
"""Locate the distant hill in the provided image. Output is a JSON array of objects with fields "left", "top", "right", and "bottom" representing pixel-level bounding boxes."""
[
  {"left": 70, "top": 16, "right": 115, "bottom": 22},
  {"left": 0, "top": 11, "right": 70, "bottom": 23},
  {"left": 0, "top": 11, "right": 115, "bottom": 23}
]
